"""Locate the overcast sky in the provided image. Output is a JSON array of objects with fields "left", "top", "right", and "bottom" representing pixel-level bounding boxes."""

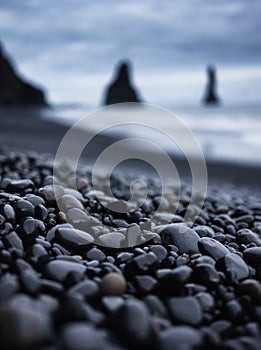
[{"left": 0, "top": 0, "right": 261, "bottom": 106}]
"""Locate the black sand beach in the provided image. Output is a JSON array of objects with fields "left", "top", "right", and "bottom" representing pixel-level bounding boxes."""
[{"left": 0, "top": 107, "right": 260, "bottom": 350}]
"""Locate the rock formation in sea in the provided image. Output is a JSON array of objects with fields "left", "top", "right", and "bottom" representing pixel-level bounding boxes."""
[
  {"left": 203, "top": 65, "right": 220, "bottom": 105},
  {"left": 103, "top": 60, "right": 142, "bottom": 106},
  {"left": 0, "top": 42, "right": 48, "bottom": 106}
]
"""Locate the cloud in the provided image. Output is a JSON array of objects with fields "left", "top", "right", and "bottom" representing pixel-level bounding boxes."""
[{"left": 0, "top": 0, "right": 261, "bottom": 104}]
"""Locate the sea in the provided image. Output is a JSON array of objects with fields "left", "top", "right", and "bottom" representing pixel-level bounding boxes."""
[{"left": 42, "top": 103, "right": 261, "bottom": 167}]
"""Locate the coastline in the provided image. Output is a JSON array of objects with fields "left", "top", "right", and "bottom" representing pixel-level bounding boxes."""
[{"left": 0, "top": 106, "right": 260, "bottom": 189}]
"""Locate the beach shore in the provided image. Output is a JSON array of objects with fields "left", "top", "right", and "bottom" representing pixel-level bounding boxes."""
[
  {"left": 0, "top": 106, "right": 260, "bottom": 189},
  {"left": 0, "top": 107, "right": 261, "bottom": 350}
]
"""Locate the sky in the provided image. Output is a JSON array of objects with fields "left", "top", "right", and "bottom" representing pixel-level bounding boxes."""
[{"left": 0, "top": 0, "right": 261, "bottom": 107}]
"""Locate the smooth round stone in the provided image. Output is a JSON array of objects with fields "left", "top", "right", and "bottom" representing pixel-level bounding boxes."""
[
  {"left": 194, "top": 225, "right": 215, "bottom": 237},
  {"left": 20, "top": 269, "right": 41, "bottom": 295},
  {"left": 13, "top": 199, "right": 35, "bottom": 218},
  {"left": 236, "top": 279, "right": 261, "bottom": 304},
  {"left": 135, "top": 275, "right": 158, "bottom": 295},
  {"left": 0, "top": 274, "right": 20, "bottom": 301},
  {"left": 115, "top": 252, "right": 133, "bottom": 264},
  {"left": 59, "top": 194, "right": 84, "bottom": 211},
  {"left": 3, "top": 204, "right": 16, "bottom": 223},
  {"left": 66, "top": 208, "right": 91, "bottom": 228},
  {"left": 192, "top": 263, "right": 220, "bottom": 286},
  {"left": 55, "top": 227, "right": 94, "bottom": 248},
  {"left": 46, "top": 223, "right": 72, "bottom": 242},
  {"left": 236, "top": 229, "right": 261, "bottom": 246},
  {"left": 68, "top": 280, "right": 99, "bottom": 300},
  {"left": 223, "top": 300, "right": 243, "bottom": 321},
  {"left": 18, "top": 217, "right": 45, "bottom": 244},
  {"left": 198, "top": 237, "right": 230, "bottom": 261},
  {"left": 35, "top": 204, "right": 48, "bottom": 220},
  {"left": 125, "top": 252, "right": 158, "bottom": 276},
  {"left": 158, "top": 266, "right": 192, "bottom": 296},
  {"left": 44, "top": 260, "right": 86, "bottom": 283},
  {"left": 222, "top": 337, "right": 260, "bottom": 350},
  {"left": 0, "top": 305, "right": 51, "bottom": 350},
  {"left": 100, "top": 272, "right": 126, "bottom": 296},
  {"left": 210, "top": 319, "right": 233, "bottom": 335},
  {"left": 25, "top": 194, "right": 45, "bottom": 206},
  {"left": 160, "top": 224, "right": 200, "bottom": 254},
  {"left": 167, "top": 296, "right": 202, "bottom": 326},
  {"left": 149, "top": 245, "right": 168, "bottom": 262},
  {"left": 6, "top": 179, "right": 34, "bottom": 193},
  {"left": 3, "top": 231, "right": 23, "bottom": 251},
  {"left": 144, "top": 295, "right": 167, "bottom": 317},
  {"left": 243, "top": 247, "right": 261, "bottom": 267},
  {"left": 158, "top": 326, "right": 203, "bottom": 350},
  {"left": 38, "top": 184, "right": 64, "bottom": 203},
  {"left": 61, "top": 323, "right": 107, "bottom": 350},
  {"left": 196, "top": 292, "right": 215, "bottom": 311},
  {"left": 110, "top": 300, "right": 153, "bottom": 347},
  {"left": 64, "top": 188, "right": 84, "bottom": 201},
  {"left": 218, "top": 253, "right": 249, "bottom": 282},
  {"left": 106, "top": 200, "right": 129, "bottom": 213},
  {"left": 86, "top": 248, "right": 106, "bottom": 262},
  {"left": 40, "top": 279, "right": 64, "bottom": 296},
  {"left": 126, "top": 224, "right": 141, "bottom": 247},
  {"left": 102, "top": 296, "right": 124, "bottom": 313},
  {"left": 195, "top": 255, "right": 216, "bottom": 266},
  {"left": 97, "top": 232, "right": 125, "bottom": 248}
]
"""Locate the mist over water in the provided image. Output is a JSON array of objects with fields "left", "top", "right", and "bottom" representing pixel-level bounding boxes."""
[{"left": 42, "top": 103, "right": 261, "bottom": 166}]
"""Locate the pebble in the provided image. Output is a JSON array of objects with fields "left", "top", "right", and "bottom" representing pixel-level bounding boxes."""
[
  {"left": 135, "top": 275, "right": 158, "bottom": 295},
  {"left": 198, "top": 237, "right": 230, "bottom": 261},
  {"left": 44, "top": 260, "right": 86, "bottom": 283},
  {"left": 3, "top": 231, "right": 24, "bottom": 250},
  {"left": 236, "top": 279, "right": 261, "bottom": 304},
  {"left": 236, "top": 229, "right": 261, "bottom": 246},
  {"left": 194, "top": 225, "right": 215, "bottom": 237},
  {"left": 61, "top": 322, "right": 107, "bottom": 350},
  {"left": 217, "top": 253, "right": 249, "bottom": 282},
  {"left": 110, "top": 300, "right": 153, "bottom": 348},
  {"left": 86, "top": 247, "right": 106, "bottom": 261},
  {"left": 68, "top": 279, "right": 99, "bottom": 300},
  {"left": 13, "top": 199, "right": 35, "bottom": 218},
  {"left": 167, "top": 296, "right": 203, "bottom": 326},
  {"left": 158, "top": 326, "right": 203, "bottom": 350},
  {"left": 196, "top": 291, "right": 215, "bottom": 311},
  {"left": 158, "top": 265, "right": 192, "bottom": 296},
  {"left": 0, "top": 150, "right": 261, "bottom": 349},
  {"left": 3, "top": 204, "right": 16, "bottom": 223},
  {"left": 192, "top": 263, "right": 220, "bottom": 286},
  {"left": 160, "top": 224, "right": 200, "bottom": 254},
  {"left": 20, "top": 268, "right": 41, "bottom": 295},
  {"left": 6, "top": 179, "right": 34, "bottom": 193},
  {"left": 100, "top": 272, "right": 127, "bottom": 296},
  {"left": 0, "top": 274, "right": 20, "bottom": 301},
  {"left": 59, "top": 194, "right": 84, "bottom": 211},
  {"left": 97, "top": 232, "right": 125, "bottom": 248},
  {"left": 149, "top": 245, "right": 168, "bottom": 262},
  {"left": 102, "top": 296, "right": 124, "bottom": 313},
  {"left": 0, "top": 305, "right": 51, "bottom": 350},
  {"left": 55, "top": 227, "right": 94, "bottom": 248},
  {"left": 38, "top": 184, "right": 64, "bottom": 203},
  {"left": 144, "top": 295, "right": 167, "bottom": 317},
  {"left": 243, "top": 247, "right": 261, "bottom": 267}
]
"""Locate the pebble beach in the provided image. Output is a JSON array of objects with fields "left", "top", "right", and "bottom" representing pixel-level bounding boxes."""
[{"left": 0, "top": 106, "right": 261, "bottom": 350}]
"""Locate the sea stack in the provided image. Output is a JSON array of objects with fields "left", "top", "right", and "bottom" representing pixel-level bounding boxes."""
[
  {"left": 0, "top": 42, "right": 48, "bottom": 106},
  {"left": 103, "top": 60, "right": 142, "bottom": 106},
  {"left": 203, "top": 65, "right": 220, "bottom": 105}
]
